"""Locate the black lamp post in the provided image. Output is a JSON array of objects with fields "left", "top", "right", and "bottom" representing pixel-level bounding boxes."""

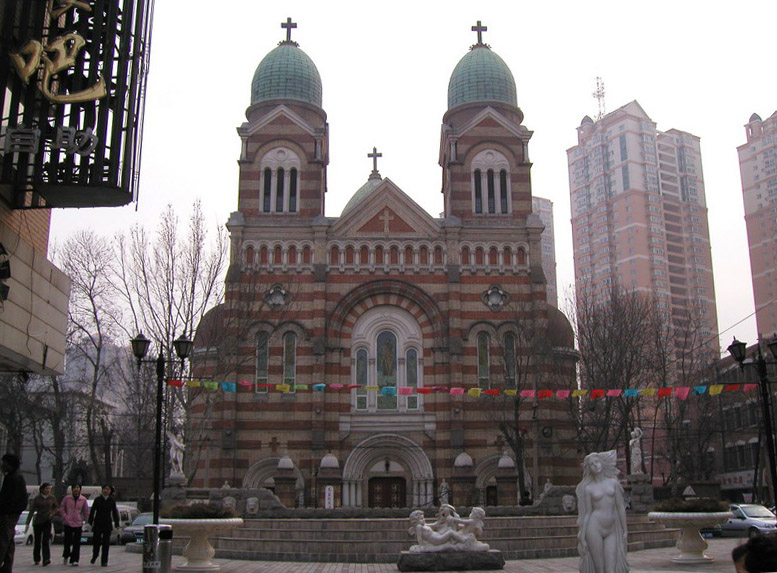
[
  {"left": 131, "top": 331, "right": 193, "bottom": 524},
  {"left": 727, "top": 335, "right": 777, "bottom": 505}
]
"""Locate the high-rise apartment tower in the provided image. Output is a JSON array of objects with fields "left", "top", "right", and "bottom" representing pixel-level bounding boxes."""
[
  {"left": 738, "top": 112, "right": 777, "bottom": 339},
  {"left": 567, "top": 101, "right": 719, "bottom": 357}
]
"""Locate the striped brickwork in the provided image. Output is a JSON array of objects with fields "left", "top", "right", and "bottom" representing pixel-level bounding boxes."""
[{"left": 189, "top": 95, "right": 579, "bottom": 507}]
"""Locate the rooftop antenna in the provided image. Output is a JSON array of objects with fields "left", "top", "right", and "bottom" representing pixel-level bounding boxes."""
[{"left": 593, "top": 77, "right": 606, "bottom": 121}]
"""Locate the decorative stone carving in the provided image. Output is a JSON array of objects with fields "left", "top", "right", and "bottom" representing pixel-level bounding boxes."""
[
  {"left": 481, "top": 285, "right": 509, "bottom": 312},
  {"left": 264, "top": 284, "right": 289, "bottom": 308},
  {"left": 576, "top": 450, "right": 629, "bottom": 573},
  {"left": 222, "top": 496, "right": 236, "bottom": 511},
  {"left": 245, "top": 497, "right": 259, "bottom": 515},
  {"left": 166, "top": 431, "right": 185, "bottom": 478},
  {"left": 629, "top": 427, "right": 643, "bottom": 474},
  {"left": 407, "top": 506, "right": 490, "bottom": 553}
]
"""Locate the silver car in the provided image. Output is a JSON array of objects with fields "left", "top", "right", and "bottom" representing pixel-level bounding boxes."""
[{"left": 721, "top": 504, "right": 777, "bottom": 538}]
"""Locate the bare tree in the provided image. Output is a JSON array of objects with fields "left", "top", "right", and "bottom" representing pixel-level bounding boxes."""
[
  {"left": 568, "top": 285, "right": 661, "bottom": 455},
  {"left": 112, "top": 202, "right": 227, "bottom": 481},
  {"left": 58, "top": 230, "right": 123, "bottom": 484},
  {"left": 651, "top": 305, "right": 720, "bottom": 489}
]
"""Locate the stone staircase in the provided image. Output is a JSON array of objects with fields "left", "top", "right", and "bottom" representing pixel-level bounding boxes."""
[{"left": 204, "top": 514, "right": 678, "bottom": 563}]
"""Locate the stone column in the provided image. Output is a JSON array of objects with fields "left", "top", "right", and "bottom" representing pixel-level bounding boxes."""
[
  {"left": 495, "top": 466, "right": 519, "bottom": 506},
  {"left": 450, "top": 470, "right": 477, "bottom": 507}
]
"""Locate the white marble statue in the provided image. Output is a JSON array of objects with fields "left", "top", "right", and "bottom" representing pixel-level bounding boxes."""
[
  {"left": 438, "top": 479, "right": 450, "bottom": 505},
  {"left": 629, "top": 427, "right": 643, "bottom": 475},
  {"left": 166, "top": 431, "right": 185, "bottom": 476},
  {"left": 576, "top": 450, "right": 629, "bottom": 573},
  {"left": 407, "top": 505, "right": 490, "bottom": 553}
]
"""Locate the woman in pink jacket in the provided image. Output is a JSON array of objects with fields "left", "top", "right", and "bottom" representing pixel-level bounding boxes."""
[{"left": 60, "top": 484, "right": 90, "bottom": 566}]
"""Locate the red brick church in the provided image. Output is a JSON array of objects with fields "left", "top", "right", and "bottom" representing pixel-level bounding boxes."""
[{"left": 189, "top": 19, "right": 579, "bottom": 509}]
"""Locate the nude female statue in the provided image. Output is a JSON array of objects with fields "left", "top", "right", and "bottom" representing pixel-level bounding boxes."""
[
  {"left": 407, "top": 510, "right": 466, "bottom": 552},
  {"left": 576, "top": 450, "right": 629, "bottom": 573}
]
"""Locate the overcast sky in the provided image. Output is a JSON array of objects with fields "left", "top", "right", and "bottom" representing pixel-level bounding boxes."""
[{"left": 50, "top": 0, "right": 777, "bottom": 354}]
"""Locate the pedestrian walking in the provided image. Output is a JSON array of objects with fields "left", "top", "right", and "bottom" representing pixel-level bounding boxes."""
[
  {"left": 25, "top": 483, "right": 58, "bottom": 566},
  {"left": 60, "top": 484, "right": 89, "bottom": 566},
  {"left": 88, "top": 485, "right": 119, "bottom": 566},
  {"left": 0, "top": 453, "right": 27, "bottom": 572}
]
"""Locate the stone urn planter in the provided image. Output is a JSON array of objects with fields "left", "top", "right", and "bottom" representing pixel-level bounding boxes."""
[
  {"left": 160, "top": 517, "right": 244, "bottom": 571},
  {"left": 648, "top": 511, "right": 732, "bottom": 564}
]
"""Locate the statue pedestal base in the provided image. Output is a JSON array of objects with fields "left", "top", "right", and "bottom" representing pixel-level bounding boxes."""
[{"left": 397, "top": 550, "right": 504, "bottom": 571}]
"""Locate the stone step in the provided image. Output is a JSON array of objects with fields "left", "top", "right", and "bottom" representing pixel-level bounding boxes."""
[{"left": 202, "top": 515, "right": 678, "bottom": 563}]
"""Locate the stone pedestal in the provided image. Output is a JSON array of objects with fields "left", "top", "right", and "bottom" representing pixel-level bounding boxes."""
[
  {"left": 450, "top": 473, "right": 477, "bottom": 507},
  {"left": 495, "top": 468, "right": 518, "bottom": 506},
  {"left": 316, "top": 471, "right": 342, "bottom": 509},
  {"left": 397, "top": 550, "right": 505, "bottom": 571},
  {"left": 274, "top": 468, "right": 298, "bottom": 508},
  {"left": 626, "top": 473, "right": 653, "bottom": 513}
]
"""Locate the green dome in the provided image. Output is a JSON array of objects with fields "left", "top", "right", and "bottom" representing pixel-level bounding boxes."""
[
  {"left": 251, "top": 42, "right": 322, "bottom": 107},
  {"left": 447, "top": 45, "right": 517, "bottom": 110},
  {"left": 341, "top": 175, "right": 382, "bottom": 215}
]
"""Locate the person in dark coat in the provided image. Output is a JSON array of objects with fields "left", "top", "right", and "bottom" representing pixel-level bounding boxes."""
[
  {"left": 0, "top": 453, "right": 27, "bottom": 572},
  {"left": 88, "top": 485, "right": 119, "bottom": 566},
  {"left": 25, "top": 482, "right": 58, "bottom": 566}
]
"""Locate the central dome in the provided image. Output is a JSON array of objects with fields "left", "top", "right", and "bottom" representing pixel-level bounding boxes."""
[
  {"left": 251, "top": 42, "right": 322, "bottom": 107},
  {"left": 447, "top": 45, "right": 517, "bottom": 110}
]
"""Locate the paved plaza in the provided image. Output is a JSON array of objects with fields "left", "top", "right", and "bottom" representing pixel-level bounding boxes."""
[{"left": 10, "top": 537, "right": 745, "bottom": 572}]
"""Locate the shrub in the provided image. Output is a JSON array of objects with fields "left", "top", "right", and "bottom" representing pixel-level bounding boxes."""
[
  {"left": 653, "top": 498, "right": 729, "bottom": 513},
  {"left": 161, "top": 504, "right": 238, "bottom": 519}
]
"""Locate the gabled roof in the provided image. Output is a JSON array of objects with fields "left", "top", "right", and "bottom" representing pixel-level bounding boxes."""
[
  {"left": 238, "top": 104, "right": 319, "bottom": 139},
  {"left": 332, "top": 178, "right": 439, "bottom": 239}
]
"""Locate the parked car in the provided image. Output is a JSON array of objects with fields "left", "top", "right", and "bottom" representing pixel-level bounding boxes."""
[
  {"left": 120, "top": 512, "right": 154, "bottom": 545},
  {"left": 721, "top": 504, "right": 777, "bottom": 538},
  {"left": 14, "top": 511, "right": 29, "bottom": 544},
  {"left": 82, "top": 504, "right": 139, "bottom": 545}
]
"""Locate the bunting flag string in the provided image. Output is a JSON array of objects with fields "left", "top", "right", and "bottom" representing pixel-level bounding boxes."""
[{"left": 166, "top": 378, "right": 759, "bottom": 399}]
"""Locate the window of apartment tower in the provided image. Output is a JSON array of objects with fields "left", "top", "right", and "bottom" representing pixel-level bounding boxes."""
[
  {"left": 260, "top": 147, "right": 301, "bottom": 213},
  {"left": 471, "top": 149, "right": 511, "bottom": 215}
]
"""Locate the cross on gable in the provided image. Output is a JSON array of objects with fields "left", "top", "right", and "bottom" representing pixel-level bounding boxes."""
[
  {"left": 368, "top": 146, "right": 382, "bottom": 175},
  {"left": 471, "top": 20, "right": 487, "bottom": 44},
  {"left": 379, "top": 208, "right": 394, "bottom": 235},
  {"left": 281, "top": 17, "right": 297, "bottom": 42}
]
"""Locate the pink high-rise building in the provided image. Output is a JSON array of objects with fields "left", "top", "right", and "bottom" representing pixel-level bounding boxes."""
[
  {"left": 567, "top": 101, "right": 719, "bottom": 358},
  {"left": 738, "top": 112, "right": 777, "bottom": 339}
]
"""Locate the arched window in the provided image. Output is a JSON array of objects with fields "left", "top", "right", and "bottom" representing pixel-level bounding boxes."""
[
  {"left": 350, "top": 307, "right": 424, "bottom": 412},
  {"left": 263, "top": 168, "right": 272, "bottom": 212},
  {"left": 245, "top": 246, "right": 254, "bottom": 266},
  {"left": 471, "top": 150, "right": 511, "bottom": 215},
  {"left": 377, "top": 331, "right": 397, "bottom": 410},
  {"left": 255, "top": 331, "right": 269, "bottom": 393},
  {"left": 360, "top": 246, "right": 369, "bottom": 265},
  {"left": 503, "top": 333, "right": 516, "bottom": 389},
  {"left": 406, "top": 349, "right": 418, "bottom": 410},
  {"left": 289, "top": 168, "right": 298, "bottom": 212},
  {"left": 259, "top": 147, "right": 301, "bottom": 214},
  {"left": 477, "top": 331, "right": 490, "bottom": 389},
  {"left": 287, "top": 246, "right": 297, "bottom": 264},
  {"left": 474, "top": 169, "right": 483, "bottom": 214},
  {"left": 355, "top": 349, "right": 368, "bottom": 410},
  {"left": 283, "top": 332, "right": 297, "bottom": 391}
]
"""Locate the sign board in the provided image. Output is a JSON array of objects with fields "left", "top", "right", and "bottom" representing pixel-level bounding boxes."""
[
  {"left": 0, "top": 0, "right": 153, "bottom": 208},
  {"left": 324, "top": 485, "right": 334, "bottom": 509}
]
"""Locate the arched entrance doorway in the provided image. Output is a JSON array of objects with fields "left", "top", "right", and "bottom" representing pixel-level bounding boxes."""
[{"left": 342, "top": 434, "right": 434, "bottom": 508}]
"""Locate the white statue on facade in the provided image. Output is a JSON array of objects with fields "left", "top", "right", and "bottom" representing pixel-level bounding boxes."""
[
  {"left": 629, "top": 427, "right": 643, "bottom": 475},
  {"left": 576, "top": 450, "right": 629, "bottom": 573},
  {"left": 438, "top": 480, "right": 450, "bottom": 505},
  {"left": 167, "top": 431, "right": 185, "bottom": 477},
  {"left": 407, "top": 505, "right": 490, "bottom": 553}
]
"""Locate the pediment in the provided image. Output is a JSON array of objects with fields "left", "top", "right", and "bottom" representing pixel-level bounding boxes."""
[
  {"left": 332, "top": 178, "right": 440, "bottom": 239},
  {"left": 238, "top": 105, "right": 318, "bottom": 138},
  {"left": 455, "top": 106, "right": 532, "bottom": 140}
]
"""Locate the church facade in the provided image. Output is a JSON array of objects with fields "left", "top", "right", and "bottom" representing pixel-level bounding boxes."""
[{"left": 189, "top": 20, "right": 579, "bottom": 509}]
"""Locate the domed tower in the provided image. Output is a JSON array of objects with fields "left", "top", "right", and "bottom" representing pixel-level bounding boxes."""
[
  {"left": 439, "top": 22, "right": 534, "bottom": 224},
  {"left": 235, "top": 18, "right": 328, "bottom": 227}
]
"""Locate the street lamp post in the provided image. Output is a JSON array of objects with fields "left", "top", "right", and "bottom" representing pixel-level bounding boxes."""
[
  {"left": 727, "top": 336, "right": 777, "bottom": 505},
  {"left": 131, "top": 332, "right": 193, "bottom": 524}
]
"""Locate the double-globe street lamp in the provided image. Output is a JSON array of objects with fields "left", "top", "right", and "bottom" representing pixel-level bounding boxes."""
[
  {"left": 131, "top": 332, "right": 193, "bottom": 524},
  {"left": 727, "top": 335, "right": 777, "bottom": 505}
]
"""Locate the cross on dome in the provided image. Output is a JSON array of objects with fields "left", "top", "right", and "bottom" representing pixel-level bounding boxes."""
[
  {"left": 281, "top": 17, "right": 297, "bottom": 42},
  {"left": 471, "top": 20, "right": 487, "bottom": 44},
  {"left": 368, "top": 146, "right": 382, "bottom": 179}
]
